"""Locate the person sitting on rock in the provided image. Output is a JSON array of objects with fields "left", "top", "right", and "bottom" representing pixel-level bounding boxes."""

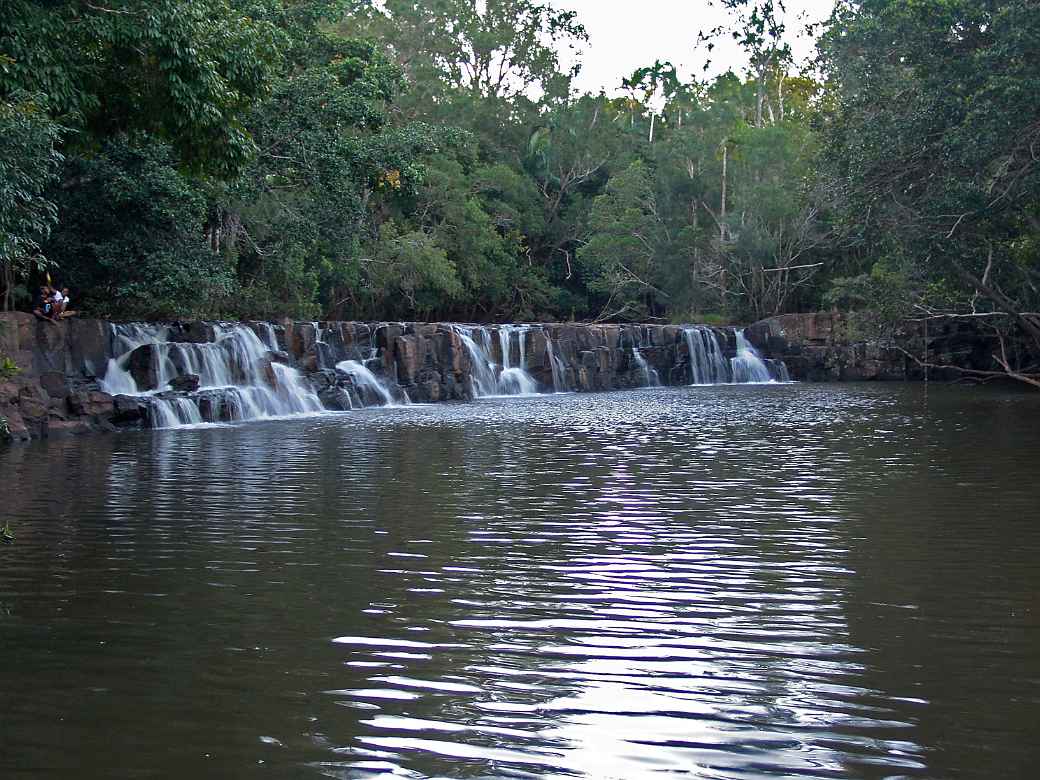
[
  {"left": 32, "top": 285, "right": 57, "bottom": 321},
  {"left": 50, "top": 286, "right": 74, "bottom": 318}
]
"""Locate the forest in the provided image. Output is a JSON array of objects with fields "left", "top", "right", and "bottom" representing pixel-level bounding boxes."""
[{"left": 1, "top": 0, "right": 1038, "bottom": 384}]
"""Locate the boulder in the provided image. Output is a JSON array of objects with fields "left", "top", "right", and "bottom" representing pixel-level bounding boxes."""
[
  {"left": 318, "top": 387, "right": 353, "bottom": 410},
  {"left": 66, "top": 319, "right": 109, "bottom": 376},
  {"left": 17, "top": 384, "right": 49, "bottom": 422},
  {"left": 113, "top": 394, "right": 146, "bottom": 423},
  {"left": 67, "top": 390, "right": 115, "bottom": 418},
  {"left": 0, "top": 381, "right": 19, "bottom": 405},
  {"left": 169, "top": 321, "right": 214, "bottom": 344},
  {"left": 2, "top": 410, "right": 30, "bottom": 441},
  {"left": 169, "top": 374, "right": 201, "bottom": 392},
  {"left": 395, "top": 335, "right": 421, "bottom": 384},
  {"left": 127, "top": 344, "right": 160, "bottom": 391}
]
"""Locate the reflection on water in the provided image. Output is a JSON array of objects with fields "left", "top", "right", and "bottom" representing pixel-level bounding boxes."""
[{"left": 2, "top": 383, "right": 1039, "bottom": 778}]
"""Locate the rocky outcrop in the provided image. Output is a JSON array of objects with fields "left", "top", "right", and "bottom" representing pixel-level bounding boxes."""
[
  {"left": 4, "top": 313, "right": 763, "bottom": 442},
  {"left": 745, "top": 311, "right": 1014, "bottom": 382},
  {"left": 1, "top": 314, "right": 118, "bottom": 441},
  {"left": 5, "top": 309, "right": 1020, "bottom": 443}
]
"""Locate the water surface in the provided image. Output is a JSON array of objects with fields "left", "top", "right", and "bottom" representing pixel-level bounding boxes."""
[{"left": 2, "top": 383, "right": 1039, "bottom": 778}]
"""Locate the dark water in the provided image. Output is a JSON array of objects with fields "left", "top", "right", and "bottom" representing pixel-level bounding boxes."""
[{"left": 2, "top": 383, "right": 1039, "bottom": 779}]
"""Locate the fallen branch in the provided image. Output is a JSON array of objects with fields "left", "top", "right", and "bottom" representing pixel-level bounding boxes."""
[{"left": 894, "top": 344, "right": 1040, "bottom": 388}]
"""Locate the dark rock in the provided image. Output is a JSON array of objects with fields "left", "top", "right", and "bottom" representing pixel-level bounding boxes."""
[
  {"left": 67, "top": 319, "right": 110, "bottom": 376},
  {"left": 113, "top": 394, "right": 146, "bottom": 423},
  {"left": 17, "top": 385, "right": 49, "bottom": 422},
  {"left": 3, "top": 409, "right": 30, "bottom": 441},
  {"left": 307, "top": 370, "right": 336, "bottom": 392},
  {"left": 395, "top": 335, "right": 421, "bottom": 384},
  {"left": 0, "top": 381, "right": 19, "bottom": 405},
  {"left": 170, "top": 321, "right": 214, "bottom": 344},
  {"left": 169, "top": 374, "right": 201, "bottom": 392},
  {"left": 319, "top": 387, "right": 353, "bottom": 410},
  {"left": 67, "top": 390, "right": 114, "bottom": 418},
  {"left": 127, "top": 344, "right": 159, "bottom": 391}
]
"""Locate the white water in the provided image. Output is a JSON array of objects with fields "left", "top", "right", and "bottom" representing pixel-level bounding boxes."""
[
  {"left": 454, "top": 326, "right": 539, "bottom": 397},
  {"left": 730, "top": 329, "right": 780, "bottom": 384},
  {"left": 335, "top": 360, "right": 402, "bottom": 407},
  {"left": 98, "top": 324, "right": 169, "bottom": 396},
  {"left": 544, "top": 336, "right": 570, "bottom": 392},
  {"left": 258, "top": 322, "right": 280, "bottom": 351},
  {"left": 149, "top": 396, "right": 203, "bottom": 429},
  {"left": 683, "top": 326, "right": 731, "bottom": 385},
  {"left": 100, "top": 323, "right": 324, "bottom": 428},
  {"left": 98, "top": 320, "right": 788, "bottom": 429},
  {"left": 632, "top": 347, "right": 660, "bottom": 387}
]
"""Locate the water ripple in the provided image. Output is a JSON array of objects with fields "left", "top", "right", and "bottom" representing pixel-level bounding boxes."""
[{"left": 1, "top": 383, "right": 1039, "bottom": 778}]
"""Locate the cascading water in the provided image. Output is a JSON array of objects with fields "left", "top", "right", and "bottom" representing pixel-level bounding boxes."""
[
  {"left": 257, "top": 322, "right": 280, "bottom": 351},
  {"left": 100, "top": 323, "right": 324, "bottom": 428},
  {"left": 632, "top": 347, "right": 660, "bottom": 387},
  {"left": 96, "top": 319, "right": 790, "bottom": 431},
  {"left": 496, "top": 325, "right": 538, "bottom": 395},
  {"left": 453, "top": 326, "right": 538, "bottom": 396},
  {"left": 683, "top": 326, "right": 732, "bottom": 385},
  {"left": 730, "top": 329, "right": 783, "bottom": 384},
  {"left": 544, "top": 336, "right": 570, "bottom": 392},
  {"left": 99, "top": 324, "right": 169, "bottom": 396},
  {"left": 335, "top": 360, "right": 404, "bottom": 407},
  {"left": 149, "top": 397, "right": 203, "bottom": 428}
]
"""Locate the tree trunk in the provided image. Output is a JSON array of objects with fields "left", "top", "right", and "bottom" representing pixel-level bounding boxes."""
[{"left": 720, "top": 143, "right": 728, "bottom": 242}]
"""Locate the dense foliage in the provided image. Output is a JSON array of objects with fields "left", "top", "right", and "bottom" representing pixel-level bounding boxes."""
[
  {"left": 1, "top": 0, "right": 1037, "bottom": 383},
  {"left": 818, "top": 0, "right": 1040, "bottom": 385}
]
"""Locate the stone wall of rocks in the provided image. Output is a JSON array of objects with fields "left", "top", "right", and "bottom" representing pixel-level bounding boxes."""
[
  {"left": 745, "top": 311, "right": 1014, "bottom": 382},
  {"left": 1, "top": 314, "right": 738, "bottom": 442},
  {"left": 7, "top": 310, "right": 1018, "bottom": 443}
]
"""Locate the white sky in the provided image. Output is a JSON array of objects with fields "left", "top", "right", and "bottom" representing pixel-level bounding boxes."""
[{"left": 552, "top": 0, "right": 836, "bottom": 96}]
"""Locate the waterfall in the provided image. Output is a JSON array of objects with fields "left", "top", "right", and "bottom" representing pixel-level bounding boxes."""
[
  {"left": 258, "top": 322, "right": 279, "bottom": 351},
  {"left": 99, "top": 323, "right": 324, "bottom": 428},
  {"left": 683, "top": 326, "right": 731, "bottom": 384},
  {"left": 632, "top": 347, "right": 660, "bottom": 387},
  {"left": 95, "top": 319, "right": 792, "bottom": 431},
  {"left": 497, "top": 324, "right": 538, "bottom": 395},
  {"left": 453, "top": 326, "right": 538, "bottom": 396},
  {"left": 149, "top": 397, "right": 203, "bottom": 429},
  {"left": 544, "top": 336, "right": 570, "bottom": 392},
  {"left": 730, "top": 329, "right": 777, "bottom": 384},
  {"left": 335, "top": 360, "right": 404, "bottom": 407},
  {"left": 453, "top": 327, "right": 500, "bottom": 396},
  {"left": 99, "top": 324, "right": 168, "bottom": 396}
]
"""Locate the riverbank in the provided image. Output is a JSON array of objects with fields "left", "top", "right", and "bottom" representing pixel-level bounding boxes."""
[{"left": 0, "top": 311, "right": 998, "bottom": 443}]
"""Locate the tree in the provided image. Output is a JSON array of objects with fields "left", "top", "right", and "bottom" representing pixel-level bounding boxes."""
[
  {"left": 43, "top": 137, "right": 235, "bottom": 320},
  {"left": 819, "top": 0, "right": 1040, "bottom": 387},
  {"left": 217, "top": 20, "right": 455, "bottom": 320},
  {"left": 699, "top": 0, "right": 794, "bottom": 128},
  {"left": 578, "top": 160, "right": 667, "bottom": 321},
  {"left": 1, "top": 0, "right": 282, "bottom": 176},
  {"left": 0, "top": 92, "right": 62, "bottom": 310},
  {"left": 351, "top": 0, "right": 587, "bottom": 103}
]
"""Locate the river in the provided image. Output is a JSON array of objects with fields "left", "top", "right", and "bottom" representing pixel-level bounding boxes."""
[{"left": 1, "top": 383, "right": 1038, "bottom": 778}]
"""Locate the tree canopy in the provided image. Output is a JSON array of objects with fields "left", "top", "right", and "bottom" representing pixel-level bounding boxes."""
[{"left": 1, "top": 0, "right": 1037, "bottom": 383}]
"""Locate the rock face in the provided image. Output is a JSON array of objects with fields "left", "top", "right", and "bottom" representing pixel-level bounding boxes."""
[
  {"left": 11, "top": 309, "right": 991, "bottom": 444},
  {"left": 745, "top": 312, "right": 1015, "bottom": 382}
]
